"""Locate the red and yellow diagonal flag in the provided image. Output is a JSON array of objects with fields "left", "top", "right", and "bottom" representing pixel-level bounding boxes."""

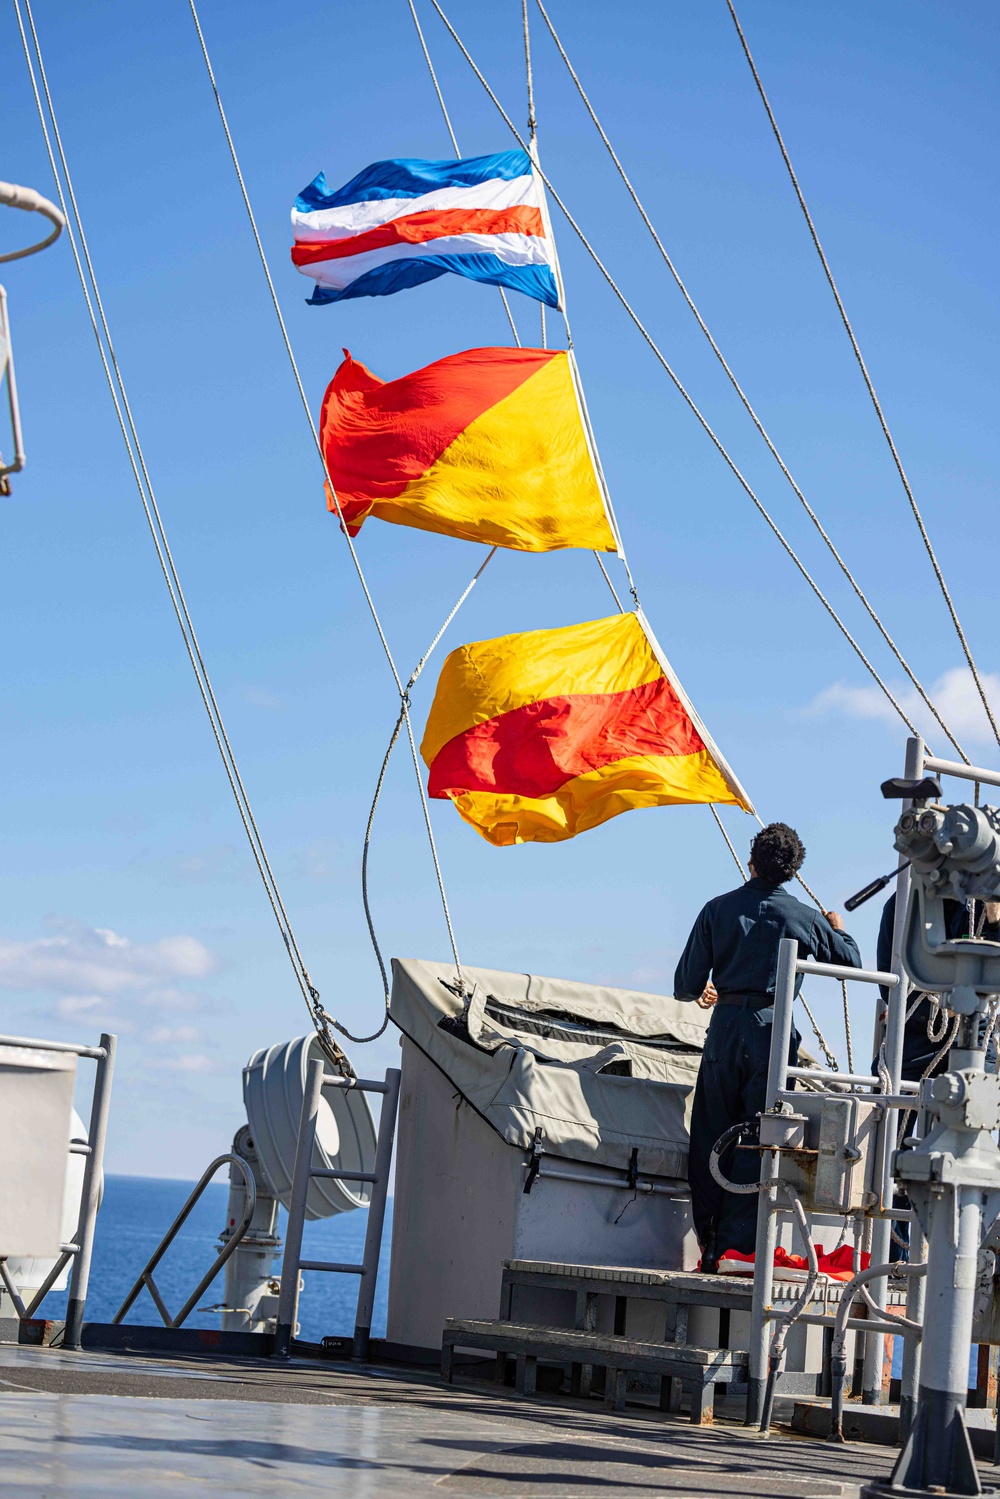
[
  {"left": 420, "top": 610, "right": 752, "bottom": 846},
  {"left": 320, "top": 346, "right": 616, "bottom": 553}
]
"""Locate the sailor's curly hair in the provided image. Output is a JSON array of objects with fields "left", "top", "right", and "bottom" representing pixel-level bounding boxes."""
[{"left": 750, "top": 822, "right": 806, "bottom": 885}]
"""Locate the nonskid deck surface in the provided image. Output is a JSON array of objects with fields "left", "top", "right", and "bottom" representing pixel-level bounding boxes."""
[{"left": 0, "top": 1343, "right": 915, "bottom": 1498}]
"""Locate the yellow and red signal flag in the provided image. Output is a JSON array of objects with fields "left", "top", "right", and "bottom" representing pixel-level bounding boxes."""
[
  {"left": 320, "top": 347, "right": 617, "bottom": 553},
  {"left": 420, "top": 610, "right": 752, "bottom": 846}
]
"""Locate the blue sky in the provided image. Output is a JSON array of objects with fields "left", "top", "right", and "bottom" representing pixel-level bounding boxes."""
[{"left": 1, "top": 0, "right": 998, "bottom": 1175}]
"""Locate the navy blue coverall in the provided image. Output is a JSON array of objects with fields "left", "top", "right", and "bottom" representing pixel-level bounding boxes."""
[{"left": 674, "top": 877, "right": 861, "bottom": 1260}]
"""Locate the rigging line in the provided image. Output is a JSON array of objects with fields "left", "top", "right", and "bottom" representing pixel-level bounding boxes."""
[
  {"left": 188, "top": 0, "right": 466, "bottom": 990},
  {"left": 521, "top": 0, "right": 545, "bottom": 350},
  {"left": 594, "top": 552, "right": 624, "bottom": 612},
  {"left": 12, "top": 0, "right": 348, "bottom": 1050},
  {"left": 725, "top": 0, "right": 1000, "bottom": 756},
  {"left": 348, "top": 546, "right": 498, "bottom": 1045},
  {"left": 534, "top": 0, "right": 969, "bottom": 767},
  {"left": 709, "top": 808, "right": 841, "bottom": 1065},
  {"left": 425, "top": 0, "right": 922, "bottom": 747},
  {"left": 710, "top": 805, "right": 745, "bottom": 877},
  {"left": 798, "top": 990, "right": 840, "bottom": 1073},
  {"left": 405, "top": 0, "right": 521, "bottom": 347},
  {"left": 407, "top": 0, "right": 636, "bottom": 612},
  {"left": 189, "top": 2, "right": 400, "bottom": 696},
  {"left": 13, "top": 3, "right": 361, "bottom": 1073}
]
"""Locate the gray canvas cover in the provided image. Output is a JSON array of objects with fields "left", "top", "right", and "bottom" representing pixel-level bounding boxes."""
[{"left": 389, "top": 958, "right": 710, "bottom": 1179}]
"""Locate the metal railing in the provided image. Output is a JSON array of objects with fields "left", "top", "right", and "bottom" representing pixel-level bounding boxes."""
[
  {"left": 274, "top": 1061, "right": 400, "bottom": 1361},
  {"left": 110, "top": 1154, "right": 256, "bottom": 1330},
  {"left": 0, "top": 1030, "right": 116, "bottom": 1349},
  {"left": 746, "top": 943, "right": 913, "bottom": 1426}
]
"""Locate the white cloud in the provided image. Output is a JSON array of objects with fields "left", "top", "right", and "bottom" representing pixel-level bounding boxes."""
[
  {"left": 241, "top": 686, "right": 284, "bottom": 710},
  {"left": 0, "top": 922, "right": 218, "bottom": 998},
  {"left": 149, "top": 1025, "right": 203, "bottom": 1045},
  {"left": 807, "top": 666, "right": 1000, "bottom": 749},
  {"left": 159, "top": 1053, "right": 219, "bottom": 1074}
]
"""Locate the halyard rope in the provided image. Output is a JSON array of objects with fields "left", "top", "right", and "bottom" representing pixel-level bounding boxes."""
[
  {"left": 415, "top": 0, "right": 856, "bottom": 1068},
  {"left": 725, "top": 0, "right": 998, "bottom": 755},
  {"left": 186, "top": 0, "right": 469, "bottom": 1004},
  {"left": 353, "top": 548, "right": 498, "bottom": 1044},
  {"left": 13, "top": 0, "right": 360, "bottom": 1073},
  {"left": 422, "top": 0, "right": 925, "bottom": 747},
  {"left": 407, "top": 0, "right": 630, "bottom": 612},
  {"left": 405, "top": 0, "right": 521, "bottom": 347},
  {"left": 521, "top": 0, "right": 545, "bottom": 350},
  {"left": 533, "top": 0, "right": 970, "bottom": 766}
]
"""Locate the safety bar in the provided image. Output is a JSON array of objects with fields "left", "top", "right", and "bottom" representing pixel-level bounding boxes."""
[
  {"left": 520, "top": 1159, "right": 689, "bottom": 1197},
  {"left": 0, "top": 1032, "right": 109, "bottom": 1060},
  {"left": 310, "top": 1168, "right": 377, "bottom": 1184},
  {"left": 274, "top": 1062, "right": 400, "bottom": 1362},
  {"left": 300, "top": 1260, "right": 364, "bottom": 1274},
  {"left": 924, "top": 755, "right": 1000, "bottom": 792},
  {"left": 796, "top": 958, "right": 897, "bottom": 986},
  {"left": 111, "top": 1154, "right": 256, "bottom": 1330},
  {"left": 777, "top": 1088, "right": 915, "bottom": 1110},
  {"left": 788, "top": 1067, "right": 918, "bottom": 1092},
  {"left": 0, "top": 1031, "right": 115, "bottom": 1347}
]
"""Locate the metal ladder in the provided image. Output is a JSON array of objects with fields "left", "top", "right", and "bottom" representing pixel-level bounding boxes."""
[{"left": 274, "top": 1060, "right": 400, "bottom": 1361}]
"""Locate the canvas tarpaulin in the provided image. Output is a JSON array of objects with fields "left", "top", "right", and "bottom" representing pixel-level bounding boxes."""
[{"left": 389, "top": 958, "right": 710, "bottom": 1179}]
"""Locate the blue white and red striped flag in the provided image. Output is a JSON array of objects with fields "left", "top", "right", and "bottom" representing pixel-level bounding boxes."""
[{"left": 290, "top": 149, "right": 560, "bottom": 308}]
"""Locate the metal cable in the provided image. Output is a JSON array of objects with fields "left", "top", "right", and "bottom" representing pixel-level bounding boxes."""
[
  {"left": 708, "top": 808, "right": 841, "bottom": 1066},
  {"left": 405, "top": 0, "right": 521, "bottom": 346},
  {"left": 188, "top": 0, "right": 466, "bottom": 994},
  {"left": 13, "top": 0, "right": 360, "bottom": 1073},
  {"left": 746, "top": 810, "right": 846, "bottom": 1064},
  {"left": 521, "top": 0, "right": 545, "bottom": 355},
  {"left": 410, "top": 0, "right": 638, "bottom": 614},
  {"left": 725, "top": 0, "right": 999, "bottom": 753},
  {"left": 425, "top": 0, "right": 923, "bottom": 744},
  {"left": 534, "top": 0, "right": 969, "bottom": 765},
  {"left": 841, "top": 980, "right": 855, "bottom": 1074},
  {"left": 798, "top": 990, "right": 840, "bottom": 1072},
  {"left": 347, "top": 547, "right": 498, "bottom": 1045},
  {"left": 593, "top": 552, "right": 624, "bottom": 611},
  {"left": 710, "top": 805, "right": 745, "bottom": 877}
]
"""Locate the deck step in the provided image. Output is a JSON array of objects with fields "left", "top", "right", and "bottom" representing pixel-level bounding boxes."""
[{"left": 441, "top": 1318, "right": 746, "bottom": 1421}]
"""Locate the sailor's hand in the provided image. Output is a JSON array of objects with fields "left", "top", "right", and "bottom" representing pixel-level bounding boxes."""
[
  {"left": 825, "top": 910, "right": 846, "bottom": 931},
  {"left": 696, "top": 982, "right": 718, "bottom": 1009}
]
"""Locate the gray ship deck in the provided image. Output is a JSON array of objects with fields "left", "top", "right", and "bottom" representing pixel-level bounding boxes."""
[{"left": 0, "top": 1341, "right": 973, "bottom": 1498}]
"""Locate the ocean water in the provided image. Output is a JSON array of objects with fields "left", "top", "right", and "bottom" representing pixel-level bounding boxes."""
[{"left": 33, "top": 1174, "right": 391, "bottom": 1344}]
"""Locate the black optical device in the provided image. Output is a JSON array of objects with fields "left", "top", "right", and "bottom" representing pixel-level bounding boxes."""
[
  {"left": 844, "top": 860, "right": 912, "bottom": 913},
  {"left": 879, "top": 775, "right": 942, "bottom": 802},
  {"left": 842, "top": 776, "right": 941, "bottom": 913}
]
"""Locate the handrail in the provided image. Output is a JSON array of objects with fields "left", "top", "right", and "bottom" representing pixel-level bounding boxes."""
[
  {"left": 111, "top": 1154, "right": 255, "bottom": 1329},
  {"left": 924, "top": 754, "right": 1000, "bottom": 791},
  {"left": 0, "top": 180, "right": 64, "bottom": 263},
  {"left": 796, "top": 958, "right": 897, "bottom": 987},
  {"left": 0, "top": 1032, "right": 108, "bottom": 1059}
]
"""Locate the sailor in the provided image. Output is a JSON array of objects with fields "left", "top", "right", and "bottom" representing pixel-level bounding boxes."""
[{"left": 674, "top": 822, "right": 862, "bottom": 1274}]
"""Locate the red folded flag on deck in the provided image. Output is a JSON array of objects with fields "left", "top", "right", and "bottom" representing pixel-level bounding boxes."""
[{"left": 712, "top": 1245, "right": 871, "bottom": 1283}]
